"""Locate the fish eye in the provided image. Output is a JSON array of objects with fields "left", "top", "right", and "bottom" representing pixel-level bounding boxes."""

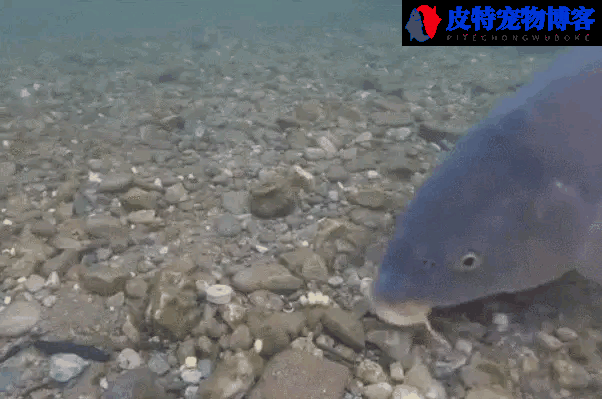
[{"left": 452, "top": 251, "right": 482, "bottom": 272}]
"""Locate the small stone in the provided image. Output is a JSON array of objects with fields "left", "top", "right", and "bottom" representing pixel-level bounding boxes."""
[
  {"left": 304, "top": 147, "right": 326, "bottom": 161},
  {"left": 221, "top": 191, "right": 249, "bottom": 215},
  {"left": 327, "top": 276, "right": 344, "bottom": 287},
  {"left": 536, "top": 331, "right": 564, "bottom": 351},
  {"left": 391, "top": 385, "right": 423, "bottom": 399},
  {"left": 98, "top": 174, "right": 133, "bottom": 193},
  {"left": 127, "top": 209, "right": 158, "bottom": 224},
  {"left": 49, "top": 353, "right": 89, "bottom": 383},
  {"left": 326, "top": 165, "right": 349, "bottom": 182},
  {"left": 492, "top": 313, "right": 509, "bottom": 332},
  {"left": 290, "top": 165, "right": 315, "bottom": 192},
  {"left": 556, "top": 327, "right": 579, "bottom": 342},
  {"left": 148, "top": 353, "right": 170, "bottom": 376},
  {"left": 521, "top": 352, "right": 540, "bottom": 373},
  {"left": 121, "top": 187, "right": 158, "bottom": 210},
  {"left": 389, "top": 361, "right": 405, "bottom": 383},
  {"left": 165, "top": 182, "right": 188, "bottom": 203},
  {"left": 181, "top": 368, "right": 204, "bottom": 384},
  {"left": 103, "top": 368, "right": 166, "bottom": 399},
  {"left": 24, "top": 274, "right": 45, "bottom": 293},
  {"left": 386, "top": 127, "right": 412, "bottom": 141},
  {"left": 106, "top": 292, "right": 125, "bottom": 308},
  {"left": 455, "top": 339, "right": 473, "bottom": 355},
  {"left": 30, "top": 220, "right": 57, "bottom": 237},
  {"left": 42, "top": 295, "right": 58, "bottom": 307},
  {"left": 215, "top": 214, "right": 242, "bottom": 237},
  {"left": 0, "top": 300, "right": 41, "bottom": 337},
  {"left": 125, "top": 278, "right": 148, "bottom": 298},
  {"left": 185, "top": 356, "right": 197, "bottom": 368},
  {"left": 363, "top": 382, "right": 393, "bottom": 399},
  {"left": 117, "top": 348, "right": 143, "bottom": 370},
  {"left": 552, "top": 358, "right": 591, "bottom": 389}
]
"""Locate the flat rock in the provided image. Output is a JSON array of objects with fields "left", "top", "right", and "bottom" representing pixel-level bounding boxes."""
[
  {"left": 0, "top": 300, "right": 41, "bottom": 337},
  {"left": 249, "top": 349, "right": 351, "bottom": 399}
]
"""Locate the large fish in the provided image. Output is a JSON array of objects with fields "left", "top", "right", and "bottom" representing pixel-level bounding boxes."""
[{"left": 373, "top": 47, "right": 602, "bottom": 322}]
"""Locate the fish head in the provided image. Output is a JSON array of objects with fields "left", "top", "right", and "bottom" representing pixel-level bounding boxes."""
[
  {"left": 373, "top": 123, "right": 594, "bottom": 312},
  {"left": 407, "top": 8, "right": 421, "bottom": 22},
  {"left": 373, "top": 48, "right": 602, "bottom": 321}
]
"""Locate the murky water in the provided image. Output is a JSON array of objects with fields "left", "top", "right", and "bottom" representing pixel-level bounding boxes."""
[{"left": 0, "top": 1, "right": 591, "bottom": 398}]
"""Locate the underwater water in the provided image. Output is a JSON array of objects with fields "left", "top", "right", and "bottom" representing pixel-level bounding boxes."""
[{"left": 0, "top": 1, "right": 587, "bottom": 398}]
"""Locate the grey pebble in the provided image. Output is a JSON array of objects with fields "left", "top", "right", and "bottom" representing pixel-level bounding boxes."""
[
  {"left": 0, "top": 301, "right": 41, "bottom": 337},
  {"left": 49, "top": 353, "right": 89, "bottom": 383},
  {"left": 215, "top": 214, "right": 242, "bottom": 237},
  {"left": 222, "top": 191, "right": 249, "bottom": 215}
]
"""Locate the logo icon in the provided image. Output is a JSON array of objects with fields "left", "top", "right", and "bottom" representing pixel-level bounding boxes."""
[{"left": 406, "top": 5, "right": 442, "bottom": 42}]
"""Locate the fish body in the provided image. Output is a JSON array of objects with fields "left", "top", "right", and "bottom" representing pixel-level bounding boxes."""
[
  {"left": 405, "top": 8, "right": 430, "bottom": 42},
  {"left": 373, "top": 47, "right": 602, "bottom": 313}
]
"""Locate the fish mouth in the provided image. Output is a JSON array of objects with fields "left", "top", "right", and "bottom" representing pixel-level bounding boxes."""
[
  {"left": 371, "top": 297, "right": 433, "bottom": 327},
  {"left": 370, "top": 275, "right": 433, "bottom": 326}
]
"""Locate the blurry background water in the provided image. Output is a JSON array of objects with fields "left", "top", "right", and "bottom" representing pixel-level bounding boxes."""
[
  {"left": 0, "top": 0, "right": 565, "bottom": 73},
  {"left": 0, "top": 0, "right": 402, "bottom": 42}
]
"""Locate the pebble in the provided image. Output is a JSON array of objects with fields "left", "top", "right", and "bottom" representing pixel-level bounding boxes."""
[
  {"left": 49, "top": 353, "right": 90, "bottom": 383},
  {"left": 103, "top": 368, "right": 165, "bottom": 399},
  {"left": 117, "top": 348, "right": 143, "bottom": 370},
  {"left": 148, "top": 352, "right": 171, "bottom": 376},
  {"left": 0, "top": 301, "right": 41, "bottom": 337},
  {"left": 552, "top": 358, "right": 591, "bottom": 389},
  {"left": 535, "top": 331, "right": 564, "bottom": 351},
  {"left": 556, "top": 327, "right": 579, "bottom": 342},
  {"left": 215, "top": 214, "right": 242, "bottom": 237},
  {"left": 24, "top": 274, "right": 46, "bottom": 293}
]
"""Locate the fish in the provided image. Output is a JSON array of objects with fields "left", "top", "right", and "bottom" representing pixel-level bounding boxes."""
[
  {"left": 405, "top": 8, "right": 430, "bottom": 42},
  {"left": 33, "top": 339, "right": 111, "bottom": 362},
  {"left": 0, "top": 339, "right": 111, "bottom": 364},
  {"left": 372, "top": 47, "right": 602, "bottom": 322}
]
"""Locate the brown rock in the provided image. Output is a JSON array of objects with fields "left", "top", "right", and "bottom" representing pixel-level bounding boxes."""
[{"left": 249, "top": 349, "right": 351, "bottom": 399}]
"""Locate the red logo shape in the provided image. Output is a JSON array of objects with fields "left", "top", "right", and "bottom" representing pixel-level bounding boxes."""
[{"left": 416, "top": 5, "right": 442, "bottom": 39}]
